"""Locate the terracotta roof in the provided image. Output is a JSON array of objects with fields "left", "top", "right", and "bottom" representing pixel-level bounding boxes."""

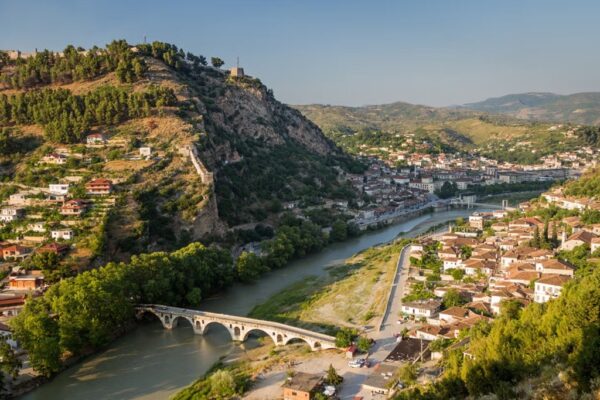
[
  {"left": 537, "top": 274, "right": 571, "bottom": 287},
  {"left": 566, "top": 230, "right": 597, "bottom": 244},
  {"left": 440, "top": 306, "right": 470, "bottom": 319}
]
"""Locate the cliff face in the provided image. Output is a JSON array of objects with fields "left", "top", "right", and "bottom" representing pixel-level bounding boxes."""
[{"left": 175, "top": 68, "right": 354, "bottom": 227}]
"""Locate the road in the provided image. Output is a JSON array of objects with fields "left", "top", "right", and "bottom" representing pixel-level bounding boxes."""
[{"left": 338, "top": 244, "right": 415, "bottom": 399}]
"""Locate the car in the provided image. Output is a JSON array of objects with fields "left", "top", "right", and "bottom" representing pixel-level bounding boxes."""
[{"left": 348, "top": 358, "right": 366, "bottom": 368}]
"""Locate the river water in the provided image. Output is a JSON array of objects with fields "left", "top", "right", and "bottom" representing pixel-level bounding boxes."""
[{"left": 22, "top": 207, "right": 493, "bottom": 400}]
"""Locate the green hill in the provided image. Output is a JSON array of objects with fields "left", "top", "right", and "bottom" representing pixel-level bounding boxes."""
[{"left": 461, "top": 92, "right": 600, "bottom": 125}]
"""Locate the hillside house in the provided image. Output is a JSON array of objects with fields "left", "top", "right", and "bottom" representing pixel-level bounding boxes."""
[
  {"left": 535, "top": 259, "right": 574, "bottom": 276},
  {"left": 86, "top": 178, "right": 113, "bottom": 195},
  {"left": 49, "top": 183, "right": 69, "bottom": 195},
  {"left": 561, "top": 230, "right": 597, "bottom": 251},
  {"left": 0, "top": 207, "right": 23, "bottom": 222},
  {"left": 2, "top": 245, "right": 32, "bottom": 260},
  {"left": 51, "top": 229, "right": 74, "bottom": 241},
  {"left": 0, "top": 296, "right": 25, "bottom": 318},
  {"left": 534, "top": 275, "right": 570, "bottom": 303},
  {"left": 139, "top": 146, "right": 152, "bottom": 158},
  {"left": 86, "top": 133, "right": 107, "bottom": 145},
  {"left": 60, "top": 199, "right": 86, "bottom": 216},
  {"left": 27, "top": 222, "right": 46, "bottom": 233},
  {"left": 8, "top": 274, "right": 44, "bottom": 291},
  {"left": 37, "top": 242, "right": 69, "bottom": 256},
  {"left": 42, "top": 153, "right": 67, "bottom": 165}
]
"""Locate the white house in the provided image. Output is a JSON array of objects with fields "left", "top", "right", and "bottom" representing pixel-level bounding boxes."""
[
  {"left": 86, "top": 133, "right": 107, "bottom": 145},
  {"left": 534, "top": 259, "right": 574, "bottom": 277},
  {"left": 42, "top": 153, "right": 67, "bottom": 165},
  {"left": 0, "top": 207, "right": 23, "bottom": 222},
  {"left": 443, "top": 257, "right": 463, "bottom": 272},
  {"left": 139, "top": 146, "right": 152, "bottom": 158},
  {"left": 401, "top": 300, "right": 441, "bottom": 318},
  {"left": 27, "top": 222, "right": 46, "bottom": 233},
  {"left": 49, "top": 183, "right": 69, "bottom": 195},
  {"left": 534, "top": 275, "right": 570, "bottom": 303},
  {"left": 51, "top": 229, "right": 74, "bottom": 241}
]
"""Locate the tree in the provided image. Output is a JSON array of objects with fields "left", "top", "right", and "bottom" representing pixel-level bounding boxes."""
[
  {"left": 357, "top": 336, "right": 371, "bottom": 353},
  {"left": 330, "top": 220, "right": 348, "bottom": 242},
  {"left": 398, "top": 363, "right": 418, "bottom": 386},
  {"left": 551, "top": 221, "right": 558, "bottom": 248},
  {"left": 235, "top": 252, "right": 266, "bottom": 282},
  {"left": 325, "top": 364, "right": 343, "bottom": 385},
  {"left": 443, "top": 289, "right": 466, "bottom": 309},
  {"left": 335, "top": 328, "right": 357, "bottom": 348},
  {"left": 209, "top": 370, "right": 236, "bottom": 399},
  {"left": 531, "top": 226, "right": 541, "bottom": 248},
  {"left": 436, "top": 181, "right": 458, "bottom": 199},
  {"left": 459, "top": 245, "right": 472, "bottom": 260},
  {"left": 211, "top": 57, "right": 224, "bottom": 68},
  {"left": 0, "top": 336, "right": 21, "bottom": 380},
  {"left": 449, "top": 268, "right": 465, "bottom": 281}
]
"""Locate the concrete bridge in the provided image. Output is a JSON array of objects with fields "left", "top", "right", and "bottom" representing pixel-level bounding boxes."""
[
  {"left": 135, "top": 304, "right": 337, "bottom": 351},
  {"left": 448, "top": 198, "right": 506, "bottom": 209}
]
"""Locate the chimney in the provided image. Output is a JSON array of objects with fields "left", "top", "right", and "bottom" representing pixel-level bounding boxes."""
[{"left": 561, "top": 231, "right": 567, "bottom": 246}]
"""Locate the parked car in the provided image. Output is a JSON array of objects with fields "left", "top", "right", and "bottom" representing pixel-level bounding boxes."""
[{"left": 348, "top": 359, "right": 365, "bottom": 368}]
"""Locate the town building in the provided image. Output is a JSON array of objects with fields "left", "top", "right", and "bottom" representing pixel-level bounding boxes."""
[
  {"left": 86, "top": 178, "right": 113, "bottom": 195},
  {"left": 60, "top": 199, "right": 86, "bottom": 216},
  {"left": 0, "top": 207, "right": 23, "bottom": 222},
  {"left": 401, "top": 300, "right": 441, "bottom": 318},
  {"left": 534, "top": 275, "right": 570, "bottom": 303},
  {"left": 282, "top": 372, "right": 322, "bottom": 400}
]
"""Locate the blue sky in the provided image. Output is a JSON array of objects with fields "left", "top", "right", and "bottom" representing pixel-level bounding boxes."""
[{"left": 2, "top": 0, "right": 600, "bottom": 107}]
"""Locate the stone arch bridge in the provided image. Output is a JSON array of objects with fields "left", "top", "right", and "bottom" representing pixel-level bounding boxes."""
[{"left": 135, "top": 304, "right": 337, "bottom": 351}]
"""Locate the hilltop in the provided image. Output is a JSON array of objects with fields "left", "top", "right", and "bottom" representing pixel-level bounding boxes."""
[
  {"left": 461, "top": 91, "right": 600, "bottom": 125},
  {"left": 0, "top": 41, "right": 359, "bottom": 266},
  {"left": 294, "top": 101, "right": 593, "bottom": 165}
]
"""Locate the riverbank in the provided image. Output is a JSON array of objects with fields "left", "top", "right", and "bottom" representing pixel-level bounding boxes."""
[{"left": 249, "top": 240, "right": 410, "bottom": 333}]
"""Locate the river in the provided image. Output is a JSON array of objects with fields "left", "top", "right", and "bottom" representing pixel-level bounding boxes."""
[{"left": 22, "top": 207, "right": 495, "bottom": 400}]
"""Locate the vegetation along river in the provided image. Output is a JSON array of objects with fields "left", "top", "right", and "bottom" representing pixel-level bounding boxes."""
[{"left": 23, "top": 206, "right": 505, "bottom": 399}]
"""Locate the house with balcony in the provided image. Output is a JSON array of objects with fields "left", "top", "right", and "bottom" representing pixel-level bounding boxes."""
[{"left": 86, "top": 178, "right": 113, "bottom": 195}]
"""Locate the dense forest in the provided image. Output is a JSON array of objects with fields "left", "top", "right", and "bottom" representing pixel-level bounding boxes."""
[
  {"left": 0, "top": 40, "right": 146, "bottom": 89},
  {"left": 0, "top": 85, "right": 177, "bottom": 142}
]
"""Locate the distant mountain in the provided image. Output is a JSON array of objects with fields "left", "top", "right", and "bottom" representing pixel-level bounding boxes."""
[
  {"left": 295, "top": 101, "right": 481, "bottom": 132},
  {"left": 461, "top": 92, "right": 600, "bottom": 125}
]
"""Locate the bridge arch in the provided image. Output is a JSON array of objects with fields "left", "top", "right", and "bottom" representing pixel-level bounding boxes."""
[
  {"left": 285, "top": 337, "right": 311, "bottom": 347},
  {"left": 242, "top": 328, "right": 278, "bottom": 345},
  {"left": 202, "top": 321, "right": 233, "bottom": 340},
  {"left": 172, "top": 315, "right": 194, "bottom": 329}
]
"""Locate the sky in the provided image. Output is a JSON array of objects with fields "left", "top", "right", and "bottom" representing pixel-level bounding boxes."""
[{"left": 2, "top": 0, "right": 600, "bottom": 107}]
